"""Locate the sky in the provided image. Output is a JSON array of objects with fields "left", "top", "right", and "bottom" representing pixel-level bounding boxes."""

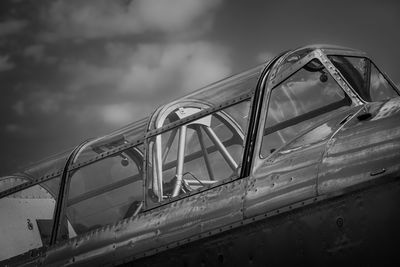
[{"left": 0, "top": 0, "right": 399, "bottom": 176}]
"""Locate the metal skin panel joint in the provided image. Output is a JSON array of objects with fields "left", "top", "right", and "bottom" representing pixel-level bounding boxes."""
[
  {"left": 3, "top": 44, "right": 400, "bottom": 266},
  {"left": 318, "top": 98, "right": 400, "bottom": 196},
  {"left": 244, "top": 47, "right": 366, "bottom": 220},
  {"left": 41, "top": 177, "right": 247, "bottom": 266}
]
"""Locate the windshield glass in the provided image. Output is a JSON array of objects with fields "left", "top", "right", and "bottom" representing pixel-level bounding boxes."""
[
  {"left": 261, "top": 59, "right": 351, "bottom": 157},
  {"left": 329, "top": 56, "right": 399, "bottom": 102}
]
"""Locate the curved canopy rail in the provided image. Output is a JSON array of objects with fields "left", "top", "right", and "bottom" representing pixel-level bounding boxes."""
[
  {"left": 149, "top": 99, "right": 246, "bottom": 201},
  {"left": 72, "top": 117, "right": 148, "bottom": 166},
  {"left": 2, "top": 44, "right": 400, "bottom": 265},
  {"left": 147, "top": 64, "right": 265, "bottom": 132}
]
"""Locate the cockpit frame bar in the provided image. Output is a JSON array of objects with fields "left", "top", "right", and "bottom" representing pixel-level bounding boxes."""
[
  {"left": 49, "top": 138, "right": 94, "bottom": 245},
  {"left": 3, "top": 45, "right": 394, "bottom": 266},
  {"left": 240, "top": 53, "right": 287, "bottom": 178}
]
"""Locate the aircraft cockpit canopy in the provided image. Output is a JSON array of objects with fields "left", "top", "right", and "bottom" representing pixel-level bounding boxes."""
[
  {"left": 0, "top": 59, "right": 266, "bottom": 261},
  {"left": 1, "top": 44, "right": 399, "bottom": 263}
]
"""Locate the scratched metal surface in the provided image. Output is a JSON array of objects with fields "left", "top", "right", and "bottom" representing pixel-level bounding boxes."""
[
  {"left": 3, "top": 45, "right": 400, "bottom": 267},
  {"left": 319, "top": 97, "right": 400, "bottom": 195},
  {"left": 244, "top": 142, "right": 320, "bottom": 218},
  {"left": 243, "top": 107, "right": 359, "bottom": 218},
  {"left": 40, "top": 178, "right": 246, "bottom": 266},
  {"left": 123, "top": 178, "right": 400, "bottom": 267}
]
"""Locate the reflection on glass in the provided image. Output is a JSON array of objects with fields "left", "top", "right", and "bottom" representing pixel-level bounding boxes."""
[
  {"left": 74, "top": 118, "right": 148, "bottom": 165},
  {"left": 370, "top": 64, "right": 399, "bottom": 101},
  {"left": 147, "top": 65, "right": 263, "bottom": 132},
  {"left": 261, "top": 59, "right": 351, "bottom": 158},
  {"left": 66, "top": 145, "right": 144, "bottom": 236},
  {"left": 16, "top": 148, "right": 72, "bottom": 183},
  {"left": 329, "top": 56, "right": 399, "bottom": 102}
]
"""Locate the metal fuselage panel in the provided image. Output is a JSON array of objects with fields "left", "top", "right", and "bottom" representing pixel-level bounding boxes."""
[
  {"left": 3, "top": 45, "right": 400, "bottom": 266},
  {"left": 42, "top": 179, "right": 247, "bottom": 266},
  {"left": 319, "top": 97, "right": 400, "bottom": 195},
  {"left": 125, "top": 177, "right": 400, "bottom": 267},
  {"left": 244, "top": 141, "right": 321, "bottom": 218}
]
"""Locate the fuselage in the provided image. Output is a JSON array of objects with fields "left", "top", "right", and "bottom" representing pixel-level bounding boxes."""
[{"left": 1, "top": 44, "right": 400, "bottom": 266}]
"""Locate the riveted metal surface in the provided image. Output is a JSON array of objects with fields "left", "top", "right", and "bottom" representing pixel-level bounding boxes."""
[
  {"left": 0, "top": 172, "right": 62, "bottom": 199},
  {"left": 147, "top": 64, "right": 264, "bottom": 132},
  {"left": 120, "top": 179, "right": 400, "bottom": 267},
  {"left": 318, "top": 50, "right": 363, "bottom": 106},
  {"left": 270, "top": 51, "right": 319, "bottom": 87},
  {"left": 0, "top": 176, "right": 29, "bottom": 195},
  {"left": 1, "top": 94, "right": 254, "bottom": 200},
  {"left": 245, "top": 98, "right": 360, "bottom": 219},
  {"left": 244, "top": 139, "right": 322, "bottom": 218},
  {"left": 319, "top": 98, "right": 400, "bottom": 195},
  {"left": 145, "top": 93, "right": 253, "bottom": 139},
  {"left": 4, "top": 44, "right": 400, "bottom": 267},
  {"left": 40, "top": 177, "right": 247, "bottom": 266},
  {"left": 2, "top": 247, "right": 46, "bottom": 267},
  {"left": 321, "top": 48, "right": 367, "bottom": 57},
  {"left": 268, "top": 49, "right": 364, "bottom": 108},
  {"left": 0, "top": 46, "right": 368, "bottom": 200}
]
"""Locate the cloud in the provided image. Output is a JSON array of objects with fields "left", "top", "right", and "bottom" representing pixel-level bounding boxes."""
[
  {"left": 133, "top": 0, "right": 221, "bottom": 33},
  {"left": 60, "top": 41, "right": 231, "bottom": 127},
  {"left": 23, "top": 44, "right": 58, "bottom": 64},
  {"left": 120, "top": 42, "right": 231, "bottom": 96},
  {"left": 40, "top": 0, "right": 222, "bottom": 41},
  {"left": 100, "top": 103, "right": 153, "bottom": 126},
  {"left": 0, "top": 19, "right": 27, "bottom": 36},
  {"left": 66, "top": 102, "right": 152, "bottom": 128},
  {"left": 4, "top": 123, "right": 36, "bottom": 136},
  {"left": 61, "top": 41, "right": 231, "bottom": 98},
  {"left": 12, "top": 101, "right": 25, "bottom": 116},
  {"left": 59, "top": 60, "right": 121, "bottom": 91},
  {"left": 0, "top": 55, "right": 15, "bottom": 71},
  {"left": 14, "top": 88, "right": 74, "bottom": 116},
  {"left": 32, "top": 91, "right": 76, "bottom": 114},
  {"left": 100, "top": 103, "right": 141, "bottom": 126},
  {"left": 5, "top": 124, "right": 19, "bottom": 133}
]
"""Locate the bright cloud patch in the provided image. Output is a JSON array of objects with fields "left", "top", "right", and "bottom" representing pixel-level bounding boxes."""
[
  {"left": 40, "top": 0, "right": 222, "bottom": 41},
  {"left": 61, "top": 41, "right": 231, "bottom": 127},
  {"left": 134, "top": 0, "right": 221, "bottom": 33},
  {"left": 66, "top": 102, "right": 152, "bottom": 128},
  {"left": 100, "top": 103, "right": 151, "bottom": 126},
  {"left": 120, "top": 42, "right": 231, "bottom": 97},
  {"left": 61, "top": 41, "right": 231, "bottom": 98}
]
